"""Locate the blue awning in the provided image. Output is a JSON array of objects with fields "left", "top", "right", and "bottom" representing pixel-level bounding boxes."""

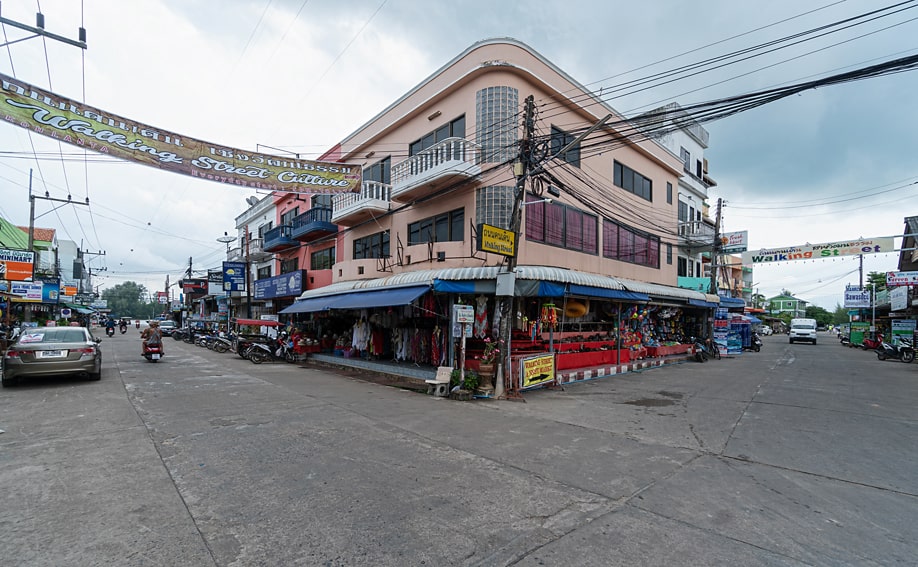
[
  {"left": 568, "top": 284, "right": 650, "bottom": 302},
  {"left": 278, "top": 296, "right": 335, "bottom": 314},
  {"left": 719, "top": 297, "right": 746, "bottom": 308},
  {"left": 688, "top": 299, "right": 718, "bottom": 308},
  {"left": 746, "top": 315, "right": 763, "bottom": 324},
  {"left": 329, "top": 285, "right": 430, "bottom": 310}
]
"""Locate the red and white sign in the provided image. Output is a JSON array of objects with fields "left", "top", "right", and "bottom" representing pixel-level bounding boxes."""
[{"left": 886, "top": 271, "right": 918, "bottom": 286}]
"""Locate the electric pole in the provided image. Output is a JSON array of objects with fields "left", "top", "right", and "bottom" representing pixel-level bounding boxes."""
[{"left": 708, "top": 197, "right": 723, "bottom": 339}]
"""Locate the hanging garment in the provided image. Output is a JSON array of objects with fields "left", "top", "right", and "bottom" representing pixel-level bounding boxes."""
[{"left": 474, "top": 295, "right": 489, "bottom": 338}]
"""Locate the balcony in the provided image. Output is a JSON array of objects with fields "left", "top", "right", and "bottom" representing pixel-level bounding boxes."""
[
  {"left": 226, "top": 237, "right": 272, "bottom": 262},
  {"left": 263, "top": 226, "right": 298, "bottom": 253},
  {"left": 332, "top": 180, "right": 392, "bottom": 225},
  {"left": 291, "top": 207, "right": 337, "bottom": 242},
  {"left": 390, "top": 137, "right": 481, "bottom": 202},
  {"left": 678, "top": 221, "right": 715, "bottom": 245}
]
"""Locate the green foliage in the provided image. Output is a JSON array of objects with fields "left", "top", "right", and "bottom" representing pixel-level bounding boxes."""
[
  {"left": 805, "top": 305, "right": 833, "bottom": 327},
  {"left": 450, "top": 368, "right": 480, "bottom": 391},
  {"left": 864, "top": 271, "right": 886, "bottom": 294},
  {"left": 832, "top": 303, "right": 850, "bottom": 325},
  {"left": 102, "top": 281, "right": 151, "bottom": 319}
]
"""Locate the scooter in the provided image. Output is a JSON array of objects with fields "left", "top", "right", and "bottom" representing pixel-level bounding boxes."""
[
  {"left": 875, "top": 337, "right": 915, "bottom": 363},
  {"left": 692, "top": 337, "right": 721, "bottom": 362},
  {"left": 247, "top": 340, "right": 296, "bottom": 364},
  {"left": 119, "top": 323, "right": 127, "bottom": 334},
  {"left": 862, "top": 333, "right": 883, "bottom": 351},
  {"left": 142, "top": 341, "right": 164, "bottom": 362},
  {"left": 743, "top": 331, "right": 763, "bottom": 352},
  {"left": 106, "top": 326, "right": 115, "bottom": 337}
]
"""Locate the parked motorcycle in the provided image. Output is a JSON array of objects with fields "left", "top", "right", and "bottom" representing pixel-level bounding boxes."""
[
  {"left": 743, "top": 331, "right": 763, "bottom": 352},
  {"left": 247, "top": 340, "right": 296, "bottom": 364},
  {"left": 142, "top": 341, "right": 164, "bottom": 362},
  {"left": 875, "top": 337, "right": 915, "bottom": 363},
  {"left": 692, "top": 337, "right": 721, "bottom": 362},
  {"left": 861, "top": 333, "right": 883, "bottom": 351}
]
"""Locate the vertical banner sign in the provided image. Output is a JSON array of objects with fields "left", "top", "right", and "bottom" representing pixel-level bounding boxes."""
[
  {"left": 223, "top": 262, "right": 247, "bottom": 292},
  {"left": 0, "top": 73, "right": 361, "bottom": 194}
]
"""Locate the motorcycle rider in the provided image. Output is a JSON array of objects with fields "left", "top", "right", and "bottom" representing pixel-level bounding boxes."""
[
  {"left": 119, "top": 319, "right": 128, "bottom": 333},
  {"left": 140, "top": 320, "right": 164, "bottom": 356},
  {"left": 105, "top": 318, "right": 116, "bottom": 336}
]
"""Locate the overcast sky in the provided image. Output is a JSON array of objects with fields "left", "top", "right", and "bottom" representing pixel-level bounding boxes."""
[{"left": 1, "top": 0, "right": 916, "bottom": 309}]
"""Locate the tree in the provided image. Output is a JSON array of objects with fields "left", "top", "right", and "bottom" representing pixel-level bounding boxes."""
[
  {"left": 101, "top": 281, "right": 148, "bottom": 319},
  {"left": 832, "top": 303, "right": 850, "bottom": 325},
  {"left": 805, "top": 305, "right": 832, "bottom": 327},
  {"left": 864, "top": 271, "right": 887, "bottom": 294}
]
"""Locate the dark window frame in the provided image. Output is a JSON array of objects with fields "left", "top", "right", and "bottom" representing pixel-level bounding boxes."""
[
  {"left": 524, "top": 194, "right": 597, "bottom": 254},
  {"left": 550, "top": 125, "right": 581, "bottom": 168},
  {"left": 602, "top": 218, "right": 660, "bottom": 269},
  {"left": 353, "top": 231, "right": 390, "bottom": 260},
  {"left": 310, "top": 246, "right": 336, "bottom": 270},
  {"left": 613, "top": 160, "right": 653, "bottom": 201},
  {"left": 407, "top": 208, "right": 465, "bottom": 246},
  {"left": 409, "top": 115, "right": 466, "bottom": 156}
]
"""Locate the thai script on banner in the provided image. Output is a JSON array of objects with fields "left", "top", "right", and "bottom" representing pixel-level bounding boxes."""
[
  {"left": 742, "top": 237, "right": 894, "bottom": 265},
  {"left": 0, "top": 73, "right": 361, "bottom": 194},
  {"left": 886, "top": 271, "right": 918, "bottom": 286}
]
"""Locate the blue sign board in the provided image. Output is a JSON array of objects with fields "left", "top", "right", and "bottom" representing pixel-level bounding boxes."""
[
  {"left": 222, "top": 262, "right": 247, "bottom": 292},
  {"left": 254, "top": 270, "right": 305, "bottom": 300}
]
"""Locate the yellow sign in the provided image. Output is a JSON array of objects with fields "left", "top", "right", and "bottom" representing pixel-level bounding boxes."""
[
  {"left": 0, "top": 73, "right": 361, "bottom": 195},
  {"left": 520, "top": 354, "right": 555, "bottom": 389},
  {"left": 477, "top": 223, "right": 516, "bottom": 257}
]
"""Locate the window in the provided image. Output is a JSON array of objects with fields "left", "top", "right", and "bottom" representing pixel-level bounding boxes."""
[
  {"left": 525, "top": 194, "right": 597, "bottom": 254},
  {"left": 280, "top": 207, "right": 298, "bottom": 226},
  {"left": 613, "top": 161, "right": 652, "bottom": 201},
  {"left": 364, "top": 157, "right": 391, "bottom": 184},
  {"left": 677, "top": 257, "right": 688, "bottom": 277},
  {"left": 257, "top": 223, "right": 272, "bottom": 238},
  {"left": 550, "top": 126, "right": 580, "bottom": 167},
  {"left": 353, "top": 231, "right": 390, "bottom": 260},
  {"left": 279, "top": 257, "right": 298, "bottom": 274},
  {"left": 602, "top": 219, "right": 660, "bottom": 268},
  {"left": 680, "top": 147, "right": 691, "bottom": 172},
  {"left": 409, "top": 116, "right": 466, "bottom": 156},
  {"left": 312, "top": 194, "right": 332, "bottom": 209},
  {"left": 666, "top": 182, "right": 673, "bottom": 204},
  {"left": 408, "top": 209, "right": 464, "bottom": 245},
  {"left": 476, "top": 186, "right": 514, "bottom": 229},
  {"left": 666, "top": 243, "right": 673, "bottom": 265},
  {"left": 257, "top": 266, "right": 271, "bottom": 280},
  {"left": 311, "top": 246, "right": 335, "bottom": 270},
  {"left": 476, "top": 86, "right": 519, "bottom": 163},
  {"left": 696, "top": 159, "right": 703, "bottom": 178}
]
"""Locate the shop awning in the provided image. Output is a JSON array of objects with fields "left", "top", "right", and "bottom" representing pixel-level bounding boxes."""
[
  {"left": 746, "top": 315, "right": 763, "bottom": 324},
  {"left": 234, "top": 318, "right": 281, "bottom": 327},
  {"left": 568, "top": 284, "right": 649, "bottom": 302},
  {"left": 688, "top": 299, "right": 718, "bottom": 308},
  {"left": 278, "top": 297, "right": 335, "bottom": 314},
  {"left": 719, "top": 297, "right": 746, "bottom": 309},
  {"left": 63, "top": 303, "right": 94, "bottom": 314},
  {"left": 329, "top": 285, "right": 430, "bottom": 310}
]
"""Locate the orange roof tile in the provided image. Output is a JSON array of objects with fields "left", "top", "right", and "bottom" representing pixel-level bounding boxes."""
[{"left": 17, "top": 226, "right": 56, "bottom": 241}]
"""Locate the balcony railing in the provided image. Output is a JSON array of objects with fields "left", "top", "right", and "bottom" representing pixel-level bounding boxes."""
[
  {"left": 390, "top": 137, "right": 481, "bottom": 202},
  {"left": 227, "top": 237, "right": 272, "bottom": 262},
  {"left": 263, "top": 226, "right": 298, "bottom": 253},
  {"left": 332, "top": 180, "right": 392, "bottom": 225},
  {"left": 291, "top": 206, "right": 337, "bottom": 242}
]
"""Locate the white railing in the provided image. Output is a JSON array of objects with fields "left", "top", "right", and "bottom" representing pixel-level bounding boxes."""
[
  {"left": 391, "top": 137, "right": 481, "bottom": 187},
  {"left": 333, "top": 180, "right": 392, "bottom": 212}
]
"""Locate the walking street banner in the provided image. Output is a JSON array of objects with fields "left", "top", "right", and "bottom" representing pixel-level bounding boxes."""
[
  {"left": 0, "top": 73, "right": 361, "bottom": 194},
  {"left": 741, "top": 236, "right": 895, "bottom": 266}
]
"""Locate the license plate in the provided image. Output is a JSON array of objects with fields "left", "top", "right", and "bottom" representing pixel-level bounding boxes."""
[
  {"left": 151, "top": 354, "right": 160, "bottom": 360},
  {"left": 40, "top": 350, "right": 67, "bottom": 358}
]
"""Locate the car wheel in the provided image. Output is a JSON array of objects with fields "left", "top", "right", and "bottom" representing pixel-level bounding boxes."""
[
  {"left": 2, "top": 375, "right": 18, "bottom": 387},
  {"left": 88, "top": 372, "right": 101, "bottom": 381}
]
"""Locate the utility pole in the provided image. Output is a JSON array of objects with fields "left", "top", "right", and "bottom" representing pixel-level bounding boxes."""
[{"left": 708, "top": 197, "right": 723, "bottom": 339}]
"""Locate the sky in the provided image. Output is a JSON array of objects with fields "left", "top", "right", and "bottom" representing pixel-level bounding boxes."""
[{"left": 0, "top": 0, "right": 916, "bottom": 310}]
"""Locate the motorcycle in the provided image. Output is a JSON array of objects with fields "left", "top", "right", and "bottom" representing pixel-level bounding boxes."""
[
  {"left": 142, "top": 341, "right": 164, "bottom": 362},
  {"left": 743, "top": 331, "right": 763, "bottom": 352},
  {"left": 875, "top": 337, "right": 915, "bottom": 363},
  {"left": 862, "top": 333, "right": 883, "bottom": 351},
  {"left": 105, "top": 326, "right": 115, "bottom": 337},
  {"left": 247, "top": 339, "right": 296, "bottom": 364},
  {"left": 119, "top": 324, "right": 127, "bottom": 334},
  {"left": 692, "top": 337, "right": 721, "bottom": 362}
]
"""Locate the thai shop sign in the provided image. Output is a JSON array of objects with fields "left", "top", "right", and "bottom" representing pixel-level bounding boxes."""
[
  {"left": 222, "top": 261, "right": 246, "bottom": 292},
  {"left": 886, "top": 271, "right": 918, "bottom": 286},
  {"left": 844, "top": 286, "right": 871, "bottom": 308},
  {"left": 477, "top": 223, "right": 516, "bottom": 257},
  {"left": 0, "top": 72, "right": 361, "bottom": 195},
  {"left": 720, "top": 230, "right": 748, "bottom": 253},
  {"left": 890, "top": 319, "right": 916, "bottom": 346},
  {"left": 742, "top": 236, "right": 894, "bottom": 265},
  {"left": 254, "top": 270, "right": 304, "bottom": 300},
  {"left": 10, "top": 277, "right": 59, "bottom": 303},
  {"left": 890, "top": 286, "right": 908, "bottom": 311},
  {"left": 0, "top": 248, "right": 34, "bottom": 281}
]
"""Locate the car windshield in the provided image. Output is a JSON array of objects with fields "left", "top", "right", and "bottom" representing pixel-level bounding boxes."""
[{"left": 17, "top": 329, "right": 87, "bottom": 344}]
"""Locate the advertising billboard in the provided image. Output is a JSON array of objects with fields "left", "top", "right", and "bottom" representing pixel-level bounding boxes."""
[
  {"left": 742, "top": 237, "right": 894, "bottom": 265},
  {"left": 0, "top": 248, "right": 35, "bottom": 281}
]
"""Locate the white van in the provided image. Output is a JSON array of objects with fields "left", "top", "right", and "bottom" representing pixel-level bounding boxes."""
[{"left": 789, "top": 318, "right": 818, "bottom": 344}]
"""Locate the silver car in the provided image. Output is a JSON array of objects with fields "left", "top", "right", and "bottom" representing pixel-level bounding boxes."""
[{"left": 1, "top": 326, "right": 102, "bottom": 387}]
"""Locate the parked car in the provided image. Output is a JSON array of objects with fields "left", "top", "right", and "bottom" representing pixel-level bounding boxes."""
[
  {"left": 1, "top": 326, "right": 102, "bottom": 387},
  {"left": 158, "top": 320, "right": 177, "bottom": 336}
]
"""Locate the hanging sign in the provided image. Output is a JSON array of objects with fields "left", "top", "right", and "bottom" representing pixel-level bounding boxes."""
[
  {"left": 844, "top": 287, "right": 871, "bottom": 308},
  {"left": 0, "top": 248, "right": 35, "bottom": 281},
  {"left": 720, "top": 230, "right": 748, "bottom": 253},
  {"left": 742, "top": 237, "right": 894, "bottom": 265},
  {"left": 886, "top": 271, "right": 918, "bottom": 286},
  {"left": 477, "top": 224, "right": 516, "bottom": 257},
  {"left": 0, "top": 72, "right": 361, "bottom": 194}
]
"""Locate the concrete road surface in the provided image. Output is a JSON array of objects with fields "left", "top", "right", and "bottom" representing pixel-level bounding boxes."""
[{"left": 1, "top": 331, "right": 916, "bottom": 566}]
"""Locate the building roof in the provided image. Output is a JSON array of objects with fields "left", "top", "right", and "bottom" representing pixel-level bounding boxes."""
[
  {"left": 0, "top": 216, "right": 30, "bottom": 249},
  {"left": 17, "top": 226, "right": 56, "bottom": 243},
  {"left": 767, "top": 294, "right": 807, "bottom": 302}
]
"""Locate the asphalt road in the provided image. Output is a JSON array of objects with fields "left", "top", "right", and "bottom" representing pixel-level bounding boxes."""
[{"left": 1, "top": 330, "right": 916, "bottom": 566}]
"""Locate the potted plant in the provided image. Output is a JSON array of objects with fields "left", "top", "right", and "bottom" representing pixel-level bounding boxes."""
[{"left": 476, "top": 337, "right": 501, "bottom": 379}]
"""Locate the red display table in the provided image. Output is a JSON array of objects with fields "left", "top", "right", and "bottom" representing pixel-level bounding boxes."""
[{"left": 645, "top": 344, "right": 691, "bottom": 357}]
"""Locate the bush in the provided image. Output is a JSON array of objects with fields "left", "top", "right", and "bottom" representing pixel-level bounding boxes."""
[{"left": 450, "top": 368, "right": 479, "bottom": 391}]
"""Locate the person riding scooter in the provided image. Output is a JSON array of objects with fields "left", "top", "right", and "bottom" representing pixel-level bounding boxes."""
[
  {"left": 140, "top": 320, "right": 164, "bottom": 356},
  {"left": 105, "top": 318, "right": 116, "bottom": 337}
]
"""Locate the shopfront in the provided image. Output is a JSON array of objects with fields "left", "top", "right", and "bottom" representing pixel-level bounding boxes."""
[{"left": 279, "top": 266, "right": 717, "bottom": 389}]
